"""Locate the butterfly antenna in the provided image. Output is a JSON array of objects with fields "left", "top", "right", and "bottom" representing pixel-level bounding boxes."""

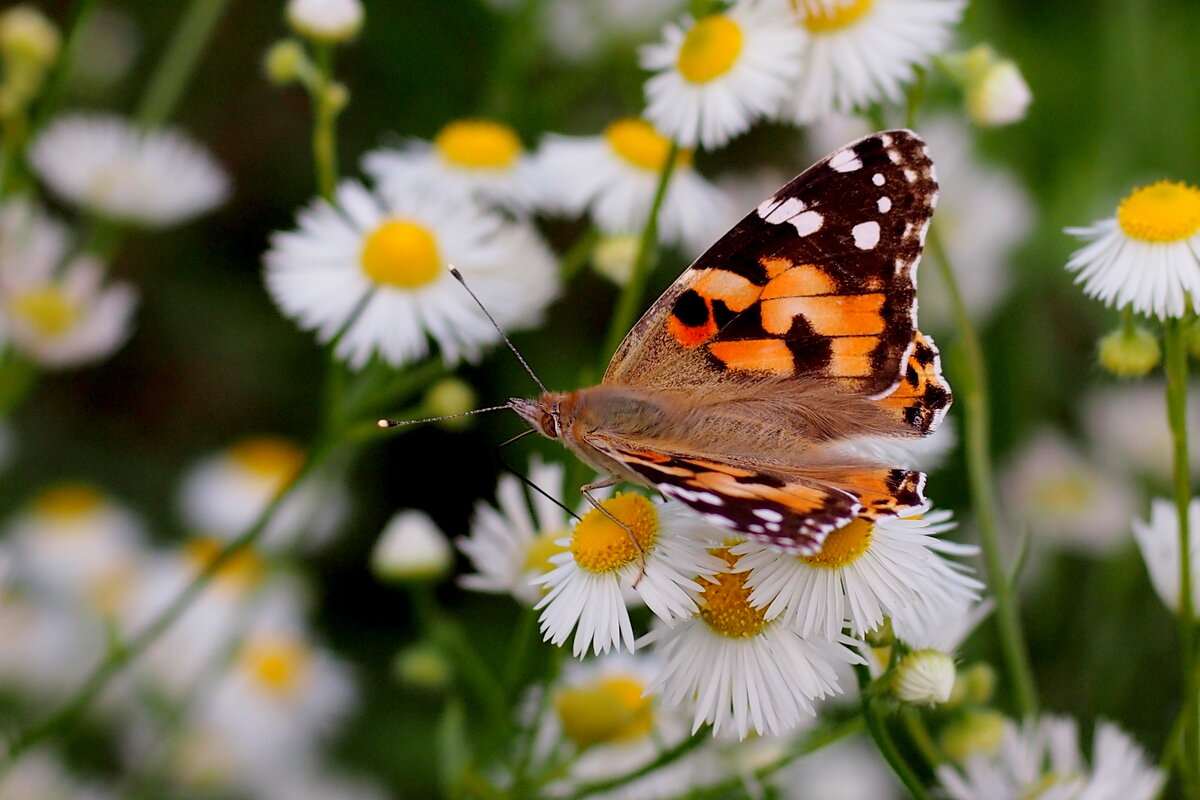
[
  {"left": 449, "top": 266, "right": 548, "bottom": 395},
  {"left": 495, "top": 429, "right": 581, "bottom": 521},
  {"left": 377, "top": 404, "right": 510, "bottom": 429}
]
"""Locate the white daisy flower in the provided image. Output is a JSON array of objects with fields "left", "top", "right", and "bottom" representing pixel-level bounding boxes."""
[
  {"left": 0, "top": 199, "right": 136, "bottom": 368},
  {"left": 734, "top": 504, "right": 981, "bottom": 640},
  {"left": 536, "top": 117, "right": 733, "bottom": 253},
  {"left": 458, "top": 457, "right": 582, "bottom": 606},
  {"left": 779, "top": 0, "right": 963, "bottom": 124},
  {"left": 371, "top": 509, "right": 452, "bottom": 581},
  {"left": 29, "top": 113, "right": 229, "bottom": 227},
  {"left": 178, "top": 436, "right": 349, "bottom": 552},
  {"left": 936, "top": 715, "right": 1163, "bottom": 800},
  {"left": 1000, "top": 429, "right": 1138, "bottom": 556},
  {"left": 891, "top": 595, "right": 993, "bottom": 653},
  {"left": 641, "top": 1, "right": 805, "bottom": 149},
  {"left": 535, "top": 495, "right": 723, "bottom": 657},
  {"left": 1083, "top": 382, "right": 1200, "bottom": 484},
  {"left": 540, "top": 0, "right": 679, "bottom": 64},
  {"left": 1132, "top": 497, "right": 1200, "bottom": 616},
  {"left": 5, "top": 483, "right": 145, "bottom": 616},
  {"left": 774, "top": 737, "right": 903, "bottom": 800},
  {"left": 286, "top": 0, "right": 363, "bottom": 42},
  {"left": 363, "top": 119, "right": 542, "bottom": 213},
  {"left": 0, "top": 592, "right": 103, "bottom": 702},
  {"left": 642, "top": 547, "right": 862, "bottom": 739},
  {"left": 1066, "top": 180, "right": 1200, "bottom": 319},
  {"left": 264, "top": 180, "right": 557, "bottom": 369}
]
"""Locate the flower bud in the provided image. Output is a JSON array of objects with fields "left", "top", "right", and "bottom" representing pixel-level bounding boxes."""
[
  {"left": 323, "top": 81, "right": 349, "bottom": 113},
  {"left": 264, "top": 39, "right": 307, "bottom": 84},
  {"left": 1098, "top": 324, "right": 1160, "bottom": 377},
  {"left": 592, "top": 234, "right": 639, "bottom": 286},
  {"left": 0, "top": 6, "right": 60, "bottom": 68},
  {"left": 943, "top": 45, "right": 1031, "bottom": 127},
  {"left": 940, "top": 709, "right": 1007, "bottom": 763},
  {"left": 892, "top": 649, "right": 955, "bottom": 706},
  {"left": 372, "top": 510, "right": 452, "bottom": 582},
  {"left": 425, "top": 377, "right": 478, "bottom": 430},
  {"left": 394, "top": 642, "right": 451, "bottom": 690},
  {"left": 286, "top": 0, "right": 363, "bottom": 44}
]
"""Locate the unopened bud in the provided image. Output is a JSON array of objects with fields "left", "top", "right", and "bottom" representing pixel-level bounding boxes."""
[
  {"left": 425, "top": 378, "right": 478, "bottom": 430},
  {"left": 1098, "top": 324, "right": 1160, "bottom": 377},
  {"left": 592, "top": 234, "right": 639, "bottom": 286},
  {"left": 943, "top": 45, "right": 1031, "bottom": 127},
  {"left": 892, "top": 649, "right": 956, "bottom": 706},
  {"left": 394, "top": 642, "right": 451, "bottom": 690},
  {"left": 0, "top": 6, "right": 61, "bottom": 68},
  {"left": 372, "top": 510, "right": 452, "bottom": 582},
  {"left": 264, "top": 39, "right": 307, "bottom": 84},
  {"left": 286, "top": 0, "right": 363, "bottom": 44},
  {"left": 940, "top": 709, "right": 1007, "bottom": 763}
]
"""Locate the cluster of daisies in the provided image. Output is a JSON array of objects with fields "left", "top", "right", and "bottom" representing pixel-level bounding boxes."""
[{"left": 0, "top": 436, "right": 388, "bottom": 800}]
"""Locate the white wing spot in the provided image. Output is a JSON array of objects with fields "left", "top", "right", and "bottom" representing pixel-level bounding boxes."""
[
  {"left": 696, "top": 491, "right": 723, "bottom": 506},
  {"left": 765, "top": 522, "right": 782, "bottom": 533},
  {"left": 753, "top": 508, "right": 784, "bottom": 522},
  {"left": 829, "top": 149, "right": 862, "bottom": 172},
  {"left": 791, "top": 210, "right": 823, "bottom": 236},
  {"left": 879, "top": 133, "right": 893, "bottom": 146},
  {"left": 704, "top": 513, "right": 733, "bottom": 528},
  {"left": 904, "top": 168, "right": 917, "bottom": 183},
  {"left": 852, "top": 221, "right": 881, "bottom": 250},
  {"left": 887, "top": 148, "right": 902, "bottom": 164},
  {"left": 877, "top": 196, "right": 892, "bottom": 213},
  {"left": 872, "top": 173, "right": 885, "bottom": 186},
  {"left": 761, "top": 195, "right": 806, "bottom": 224}
]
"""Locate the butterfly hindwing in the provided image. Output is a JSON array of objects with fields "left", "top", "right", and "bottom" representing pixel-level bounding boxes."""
[{"left": 605, "top": 130, "right": 938, "bottom": 400}]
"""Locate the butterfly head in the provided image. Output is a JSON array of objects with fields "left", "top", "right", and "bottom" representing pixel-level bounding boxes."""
[{"left": 509, "top": 394, "right": 567, "bottom": 440}]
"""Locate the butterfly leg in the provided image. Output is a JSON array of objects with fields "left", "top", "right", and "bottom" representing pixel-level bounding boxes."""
[{"left": 580, "top": 476, "right": 649, "bottom": 587}]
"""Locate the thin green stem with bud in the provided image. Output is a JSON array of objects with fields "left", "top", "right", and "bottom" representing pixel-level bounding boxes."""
[
  {"left": 1164, "top": 316, "right": 1199, "bottom": 798},
  {"left": 855, "top": 664, "right": 934, "bottom": 800},
  {"left": 927, "top": 226, "right": 1038, "bottom": 718},
  {"left": 311, "top": 42, "right": 340, "bottom": 201},
  {"left": 136, "top": 0, "right": 233, "bottom": 128}
]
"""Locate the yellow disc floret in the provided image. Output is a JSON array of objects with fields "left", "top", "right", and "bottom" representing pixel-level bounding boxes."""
[
  {"left": 229, "top": 437, "right": 305, "bottom": 483},
  {"left": 1116, "top": 180, "right": 1200, "bottom": 243},
  {"left": 677, "top": 15, "right": 743, "bottom": 84},
  {"left": 801, "top": 0, "right": 874, "bottom": 32},
  {"left": 555, "top": 673, "right": 654, "bottom": 748},
  {"left": 604, "top": 118, "right": 693, "bottom": 172},
  {"left": 698, "top": 549, "right": 767, "bottom": 638},
  {"left": 361, "top": 219, "right": 442, "bottom": 288},
  {"left": 434, "top": 119, "right": 522, "bottom": 169},
  {"left": 33, "top": 483, "right": 104, "bottom": 520},
  {"left": 9, "top": 287, "right": 78, "bottom": 337},
  {"left": 801, "top": 518, "right": 873, "bottom": 568},
  {"left": 571, "top": 493, "right": 658, "bottom": 573},
  {"left": 242, "top": 634, "right": 311, "bottom": 696},
  {"left": 524, "top": 528, "right": 570, "bottom": 575}
]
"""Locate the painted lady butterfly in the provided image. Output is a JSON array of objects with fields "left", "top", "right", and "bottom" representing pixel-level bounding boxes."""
[{"left": 510, "top": 130, "right": 951, "bottom": 554}]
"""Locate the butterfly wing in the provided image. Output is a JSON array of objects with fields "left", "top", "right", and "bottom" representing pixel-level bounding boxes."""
[
  {"left": 604, "top": 129, "right": 948, "bottom": 434},
  {"left": 591, "top": 442, "right": 925, "bottom": 554}
]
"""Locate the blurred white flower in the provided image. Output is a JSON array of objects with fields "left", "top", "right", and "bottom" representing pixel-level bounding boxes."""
[
  {"left": 735, "top": 504, "right": 981, "bottom": 640},
  {"left": 364, "top": 119, "right": 542, "bottom": 213},
  {"left": 5, "top": 484, "right": 145, "bottom": 616},
  {"left": 458, "top": 457, "right": 582, "bottom": 606},
  {"left": 937, "top": 715, "right": 1163, "bottom": 800},
  {"left": 1066, "top": 180, "right": 1200, "bottom": 320},
  {"left": 1132, "top": 497, "right": 1200, "bottom": 617},
  {"left": 0, "top": 591, "right": 102, "bottom": 702},
  {"left": 1083, "top": 381, "right": 1200, "bottom": 484},
  {"left": 1001, "top": 429, "right": 1139, "bottom": 556},
  {"left": 778, "top": 0, "right": 964, "bottom": 124},
  {"left": 30, "top": 113, "right": 229, "bottom": 227},
  {"left": 178, "top": 436, "right": 349, "bottom": 552},
  {"left": 540, "top": 0, "right": 679, "bottom": 63},
  {"left": 257, "top": 770, "right": 390, "bottom": 800},
  {"left": 641, "top": 1, "right": 804, "bottom": 149},
  {"left": 265, "top": 180, "right": 557, "bottom": 369},
  {"left": 0, "top": 749, "right": 113, "bottom": 800},
  {"left": 774, "top": 737, "right": 902, "bottom": 800},
  {"left": 287, "top": 0, "right": 363, "bottom": 42},
  {"left": 537, "top": 117, "right": 732, "bottom": 253},
  {"left": 372, "top": 509, "right": 452, "bottom": 581}
]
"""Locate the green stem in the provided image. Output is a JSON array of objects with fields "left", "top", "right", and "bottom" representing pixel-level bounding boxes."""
[
  {"left": 855, "top": 665, "right": 934, "bottom": 800},
  {"left": 566, "top": 730, "right": 710, "bottom": 799},
  {"left": 928, "top": 226, "right": 1038, "bottom": 718},
  {"left": 559, "top": 227, "right": 601, "bottom": 282},
  {"left": 135, "top": 0, "right": 232, "bottom": 128},
  {"left": 1165, "top": 317, "right": 1198, "bottom": 798},
  {"left": 903, "top": 709, "right": 943, "bottom": 769},
  {"left": 0, "top": 439, "right": 335, "bottom": 767},
  {"left": 28, "top": 0, "right": 100, "bottom": 130},
  {"left": 311, "top": 43, "right": 339, "bottom": 202},
  {"left": 600, "top": 143, "right": 679, "bottom": 366}
]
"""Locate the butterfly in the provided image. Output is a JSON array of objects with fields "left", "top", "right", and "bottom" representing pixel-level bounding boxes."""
[{"left": 510, "top": 130, "right": 951, "bottom": 554}]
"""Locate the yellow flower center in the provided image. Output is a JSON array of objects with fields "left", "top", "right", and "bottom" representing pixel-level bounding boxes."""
[
  {"left": 555, "top": 673, "right": 654, "bottom": 748},
  {"left": 698, "top": 549, "right": 768, "bottom": 638},
  {"left": 242, "top": 635, "right": 311, "bottom": 696},
  {"left": 571, "top": 493, "right": 658, "bottom": 573},
  {"left": 434, "top": 119, "right": 523, "bottom": 169},
  {"left": 1116, "top": 180, "right": 1200, "bottom": 243},
  {"left": 9, "top": 286, "right": 78, "bottom": 337},
  {"left": 1034, "top": 474, "right": 1090, "bottom": 513},
  {"left": 229, "top": 437, "right": 305, "bottom": 483},
  {"left": 801, "top": 0, "right": 875, "bottom": 32},
  {"left": 604, "top": 118, "right": 693, "bottom": 173},
  {"left": 800, "top": 518, "right": 873, "bottom": 568},
  {"left": 184, "top": 538, "right": 267, "bottom": 591},
  {"left": 523, "top": 528, "right": 570, "bottom": 575},
  {"left": 32, "top": 484, "right": 104, "bottom": 520},
  {"left": 360, "top": 219, "right": 442, "bottom": 288},
  {"left": 677, "top": 15, "right": 743, "bottom": 83}
]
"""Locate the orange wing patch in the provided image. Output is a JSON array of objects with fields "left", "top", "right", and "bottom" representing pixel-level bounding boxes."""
[
  {"left": 874, "top": 332, "right": 952, "bottom": 433},
  {"left": 760, "top": 293, "right": 886, "bottom": 337},
  {"left": 708, "top": 339, "right": 794, "bottom": 374},
  {"left": 760, "top": 262, "right": 837, "bottom": 299}
]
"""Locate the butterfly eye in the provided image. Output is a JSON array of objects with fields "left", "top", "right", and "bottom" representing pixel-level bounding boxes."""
[{"left": 542, "top": 410, "right": 561, "bottom": 438}]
